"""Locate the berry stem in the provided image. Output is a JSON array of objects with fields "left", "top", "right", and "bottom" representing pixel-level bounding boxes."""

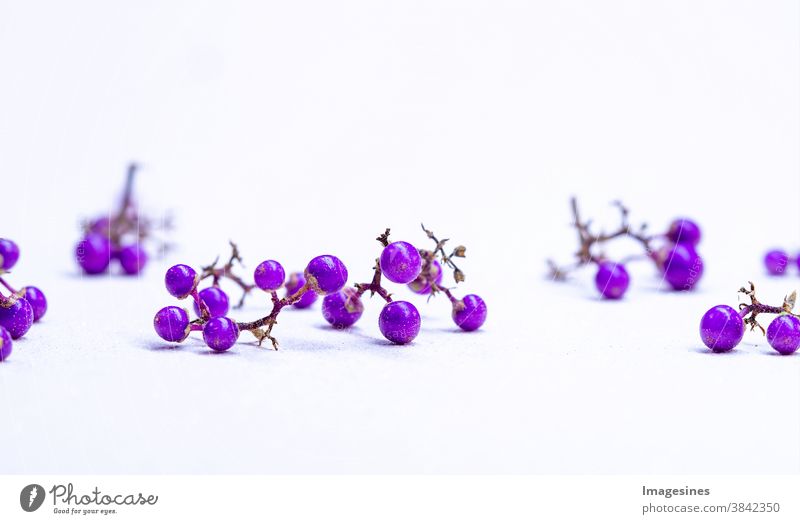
[
  {"left": 199, "top": 241, "right": 256, "bottom": 308},
  {"left": 354, "top": 233, "right": 394, "bottom": 303},
  {"left": 235, "top": 282, "right": 313, "bottom": 349},
  {"left": 0, "top": 276, "right": 17, "bottom": 295},
  {"left": 737, "top": 281, "right": 799, "bottom": 334},
  {"left": 421, "top": 223, "right": 465, "bottom": 283},
  {"left": 190, "top": 289, "right": 211, "bottom": 320}
]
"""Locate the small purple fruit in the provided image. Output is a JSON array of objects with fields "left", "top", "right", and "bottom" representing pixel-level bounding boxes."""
[
  {"left": 0, "top": 298, "right": 34, "bottom": 340},
  {"left": 666, "top": 218, "right": 701, "bottom": 246},
  {"left": 0, "top": 239, "right": 20, "bottom": 270},
  {"left": 0, "top": 326, "right": 12, "bottom": 361},
  {"left": 699, "top": 305, "right": 744, "bottom": 352},
  {"left": 594, "top": 261, "right": 630, "bottom": 299},
  {"left": 22, "top": 286, "right": 47, "bottom": 321},
  {"left": 452, "top": 294, "right": 487, "bottom": 331},
  {"left": 380, "top": 241, "right": 422, "bottom": 284},
  {"left": 153, "top": 306, "right": 190, "bottom": 342},
  {"left": 304, "top": 255, "right": 348, "bottom": 295},
  {"left": 254, "top": 260, "right": 285, "bottom": 291},
  {"left": 193, "top": 287, "right": 230, "bottom": 318},
  {"left": 766, "top": 315, "right": 800, "bottom": 355},
  {"left": 408, "top": 260, "right": 443, "bottom": 294},
  {"left": 202, "top": 316, "right": 239, "bottom": 351},
  {"left": 89, "top": 216, "right": 111, "bottom": 234},
  {"left": 663, "top": 244, "right": 703, "bottom": 291},
  {"left": 285, "top": 272, "right": 317, "bottom": 309},
  {"left": 763, "top": 250, "right": 789, "bottom": 276},
  {"left": 119, "top": 244, "right": 148, "bottom": 275},
  {"left": 378, "top": 301, "right": 421, "bottom": 344},
  {"left": 165, "top": 264, "right": 198, "bottom": 299},
  {"left": 322, "top": 288, "right": 364, "bottom": 329},
  {"left": 75, "top": 234, "right": 112, "bottom": 275}
]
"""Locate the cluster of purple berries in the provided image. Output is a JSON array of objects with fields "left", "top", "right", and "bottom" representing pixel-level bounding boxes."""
[
  {"left": 700, "top": 282, "right": 800, "bottom": 355},
  {"left": 763, "top": 249, "right": 800, "bottom": 276},
  {"left": 0, "top": 239, "right": 48, "bottom": 361},
  {"left": 549, "top": 198, "right": 704, "bottom": 299}
]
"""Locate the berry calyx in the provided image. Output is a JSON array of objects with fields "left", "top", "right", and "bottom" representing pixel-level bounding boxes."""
[
  {"left": 202, "top": 317, "right": 239, "bottom": 351},
  {"left": 452, "top": 294, "right": 487, "bottom": 331},
  {"left": 22, "top": 286, "right": 47, "bottom": 322},
  {"left": 0, "top": 297, "right": 34, "bottom": 340},
  {"left": 378, "top": 301, "right": 421, "bottom": 344},
  {"left": 666, "top": 218, "right": 701, "bottom": 246},
  {"left": 165, "top": 264, "right": 198, "bottom": 299},
  {"left": 193, "top": 287, "right": 230, "bottom": 318},
  {"left": 699, "top": 305, "right": 744, "bottom": 352},
  {"left": 119, "top": 244, "right": 148, "bottom": 275},
  {"left": 304, "top": 255, "right": 348, "bottom": 295},
  {"left": 75, "top": 233, "right": 112, "bottom": 275},
  {"left": 380, "top": 241, "right": 422, "bottom": 284},
  {"left": 763, "top": 249, "right": 790, "bottom": 276},
  {"left": 322, "top": 288, "right": 364, "bottom": 329},
  {"left": 0, "top": 239, "right": 20, "bottom": 270},
  {"left": 153, "top": 306, "right": 190, "bottom": 342},
  {"left": 766, "top": 315, "right": 800, "bottom": 355},
  {"left": 254, "top": 260, "right": 285, "bottom": 291},
  {"left": 0, "top": 326, "right": 12, "bottom": 361},
  {"left": 594, "top": 261, "right": 629, "bottom": 299}
]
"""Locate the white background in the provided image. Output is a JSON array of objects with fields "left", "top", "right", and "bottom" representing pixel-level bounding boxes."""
[{"left": 0, "top": 1, "right": 798, "bottom": 474}]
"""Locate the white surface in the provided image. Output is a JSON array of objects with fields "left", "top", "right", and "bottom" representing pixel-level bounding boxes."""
[{"left": 0, "top": 1, "right": 798, "bottom": 473}]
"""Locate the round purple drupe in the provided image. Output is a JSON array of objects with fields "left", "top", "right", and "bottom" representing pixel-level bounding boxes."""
[
  {"left": 380, "top": 241, "right": 422, "bottom": 284},
  {"left": 75, "top": 234, "right": 111, "bottom": 275},
  {"left": 153, "top": 306, "right": 190, "bottom": 342},
  {"left": 662, "top": 244, "right": 703, "bottom": 291},
  {"left": 202, "top": 316, "right": 239, "bottom": 351},
  {"left": 285, "top": 272, "right": 318, "bottom": 309},
  {"left": 305, "top": 255, "right": 348, "bottom": 295},
  {"left": 193, "top": 287, "right": 230, "bottom": 318},
  {"left": 0, "top": 298, "right": 34, "bottom": 340},
  {"left": 766, "top": 315, "right": 800, "bottom": 355},
  {"left": 452, "top": 294, "right": 487, "bottom": 331},
  {"left": 763, "top": 249, "right": 789, "bottom": 276},
  {"left": 408, "top": 260, "right": 443, "bottom": 294},
  {"left": 378, "top": 301, "right": 421, "bottom": 344},
  {"left": 0, "top": 326, "right": 12, "bottom": 361},
  {"left": 254, "top": 260, "right": 285, "bottom": 291},
  {"left": 22, "top": 286, "right": 47, "bottom": 322},
  {"left": 165, "top": 264, "right": 198, "bottom": 299},
  {"left": 666, "top": 218, "right": 701, "bottom": 246},
  {"left": 119, "top": 244, "right": 148, "bottom": 275},
  {"left": 322, "top": 288, "right": 364, "bottom": 329},
  {"left": 0, "top": 238, "right": 20, "bottom": 270},
  {"left": 699, "top": 305, "right": 744, "bottom": 352},
  {"left": 594, "top": 261, "right": 630, "bottom": 299}
]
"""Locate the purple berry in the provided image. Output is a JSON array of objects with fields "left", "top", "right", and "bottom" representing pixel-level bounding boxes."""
[
  {"left": 0, "top": 238, "right": 20, "bottom": 270},
  {"left": 202, "top": 316, "right": 239, "bottom": 351},
  {"left": 119, "top": 244, "right": 148, "bottom": 275},
  {"left": 378, "top": 301, "right": 421, "bottom": 344},
  {"left": 666, "top": 218, "right": 701, "bottom": 246},
  {"left": 322, "top": 288, "right": 364, "bottom": 329},
  {"left": 153, "top": 306, "right": 190, "bottom": 342},
  {"left": 763, "top": 250, "right": 789, "bottom": 276},
  {"left": 663, "top": 244, "right": 703, "bottom": 291},
  {"left": 0, "top": 326, "right": 11, "bottom": 361},
  {"left": 22, "top": 286, "right": 47, "bottom": 321},
  {"left": 75, "top": 233, "right": 111, "bottom": 275},
  {"left": 193, "top": 287, "right": 230, "bottom": 318},
  {"left": 254, "top": 260, "right": 285, "bottom": 291},
  {"left": 380, "top": 241, "right": 422, "bottom": 284},
  {"left": 89, "top": 216, "right": 111, "bottom": 234},
  {"left": 594, "top": 261, "right": 630, "bottom": 299},
  {"left": 0, "top": 298, "right": 34, "bottom": 340},
  {"left": 165, "top": 264, "right": 198, "bottom": 299},
  {"left": 452, "top": 294, "right": 487, "bottom": 331},
  {"left": 766, "top": 315, "right": 800, "bottom": 355},
  {"left": 285, "top": 272, "right": 317, "bottom": 309},
  {"left": 408, "top": 260, "right": 443, "bottom": 294},
  {"left": 699, "top": 305, "right": 744, "bottom": 352},
  {"left": 304, "top": 255, "right": 348, "bottom": 295}
]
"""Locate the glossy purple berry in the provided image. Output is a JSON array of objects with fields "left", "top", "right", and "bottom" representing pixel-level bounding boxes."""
[
  {"left": 0, "top": 326, "right": 12, "bottom": 361},
  {"left": 254, "top": 260, "right": 285, "bottom": 291},
  {"left": 452, "top": 294, "right": 487, "bottom": 331},
  {"left": 0, "top": 298, "right": 34, "bottom": 340},
  {"left": 304, "top": 255, "right": 348, "bottom": 295},
  {"left": 75, "top": 233, "right": 111, "bottom": 275},
  {"left": 594, "top": 261, "right": 629, "bottom": 299},
  {"left": 663, "top": 244, "right": 703, "bottom": 291},
  {"left": 119, "top": 244, "right": 148, "bottom": 275},
  {"left": 378, "top": 301, "right": 421, "bottom": 344},
  {"left": 322, "top": 288, "right": 364, "bottom": 329},
  {"left": 0, "top": 238, "right": 20, "bottom": 270},
  {"left": 153, "top": 306, "right": 190, "bottom": 342},
  {"left": 165, "top": 264, "right": 198, "bottom": 299},
  {"left": 285, "top": 272, "right": 317, "bottom": 309},
  {"left": 766, "top": 315, "right": 800, "bottom": 355},
  {"left": 22, "top": 286, "right": 47, "bottom": 321},
  {"left": 408, "top": 260, "right": 443, "bottom": 294},
  {"left": 193, "top": 287, "right": 230, "bottom": 318},
  {"left": 763, "top": 250, "right": 789, "bottom": 276},
  {"left": 380, "top": 241, "right": 422, "bottom": 284},
  {"left": 666, "top": 218, "right": 701, "bottom": 246},
  {"left": 699, "top": 305, "right": 744, "bottom": 352},
  {"left": 202, "top": 316, "right": 239, "bottom": 351}
]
